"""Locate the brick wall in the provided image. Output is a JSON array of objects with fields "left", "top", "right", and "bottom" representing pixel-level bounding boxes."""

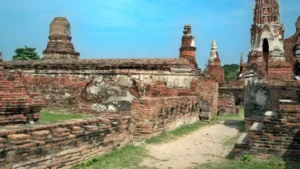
[
  {"left": 235, "top": 102, "right": 300, "bottom": 160},
  {"left": 219, "top": 87, "right": 244, "bottom": 106},
  {"left": 131, "top": 96, "right": 201, "bottom": 139},
  {"left": 217, "top": 95, "right": 239, "bottom": 116},
  {"left": 0, "top": 115, "right": 133, "bottom": 169},
  {"left": 206, "top": 65, "right": 225, "bottom": 84}
]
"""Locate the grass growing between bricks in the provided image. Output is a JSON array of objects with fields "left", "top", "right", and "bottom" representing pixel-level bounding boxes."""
[
  {"left": 39, "top": 112, "right": 88, "bottom": 123},
  {"left": 73, "top": 145, "right": 155, "bottom": 169}
]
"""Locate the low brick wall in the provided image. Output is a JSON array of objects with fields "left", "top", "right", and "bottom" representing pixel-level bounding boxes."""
[
  {"left": 235, "top": 102, "right": 300, "bottom": 160},
  {"left": 131, "top": 96, "right": 201, "bottom": 139},
  {"left": 0, "top": 115, "right": 133, "bottom": 169},
  {"left": 0, "top": 96, "right": 208, "bottom": 168}
]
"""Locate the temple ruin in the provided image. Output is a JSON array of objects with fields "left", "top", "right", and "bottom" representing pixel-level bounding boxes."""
[
  {"left": 0, "top": 0, "right": 300, "bottom": 168},
  {"left": 233, "top": 0, "right": 300, "bottom": 160},
  {"left": 0, "top": 19, "right": 219, "bottom": 168}
]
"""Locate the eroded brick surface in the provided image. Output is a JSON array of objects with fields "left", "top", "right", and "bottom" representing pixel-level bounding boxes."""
[
  {"left": 0, "top": 54, "right": 45, "bottom": 126},
  {"left": 0, "top": 116, "right": 132, "bottom": 169}
]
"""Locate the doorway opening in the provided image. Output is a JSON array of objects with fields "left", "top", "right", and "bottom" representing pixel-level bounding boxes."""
[{"left": 263, "top": 38, "right": 269, "bottom": 73}]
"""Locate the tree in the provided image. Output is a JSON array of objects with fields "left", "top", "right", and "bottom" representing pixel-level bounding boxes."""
[
  {"left": 12, "top": 46, "right": 40, "bottom": 60},
  {"left": 223, "top": 64, "right": 239, "bottom": 83}
]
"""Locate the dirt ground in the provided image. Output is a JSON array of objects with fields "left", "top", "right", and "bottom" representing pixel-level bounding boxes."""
[{"left": 141, "top": 124, "right": 239, "bottom": 169}]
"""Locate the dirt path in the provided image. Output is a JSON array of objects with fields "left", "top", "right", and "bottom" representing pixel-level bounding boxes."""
[{"left": 141, "top": 124, "right": 239, "bottom": 169}]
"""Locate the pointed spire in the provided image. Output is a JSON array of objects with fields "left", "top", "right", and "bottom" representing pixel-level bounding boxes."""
[
  {"left": 211, "top": 40, "right": 217, "bottom": 50},
  {"left": 208, "top": 40, "right": 219, "bottom": 65},
  {"left": 240, "top": 52, "right": 244, "bottom": 64}
]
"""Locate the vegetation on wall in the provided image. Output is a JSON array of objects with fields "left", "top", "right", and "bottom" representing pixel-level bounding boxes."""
[
  {"left": 12, "top": 46, "right": 40, "bottom": 60},
  {"left": 223, "top": 64, "right": 239, "bottom": 83}
]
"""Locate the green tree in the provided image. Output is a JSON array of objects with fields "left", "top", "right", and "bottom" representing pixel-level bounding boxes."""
[
  {"left": 12, "top": 46, "right": 40, "bottom": 60},
  {"left": 223, "top": 64, "right": 239, "bottom": 83}
]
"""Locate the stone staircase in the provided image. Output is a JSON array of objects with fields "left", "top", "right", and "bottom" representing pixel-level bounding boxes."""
[{"left": 234, "top": 100, "right": 300, "bottom": 160}]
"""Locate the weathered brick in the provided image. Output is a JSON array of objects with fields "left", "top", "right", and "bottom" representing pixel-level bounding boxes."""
[{"left": 8, "top": 134, "right": 30, "bottom": 140}]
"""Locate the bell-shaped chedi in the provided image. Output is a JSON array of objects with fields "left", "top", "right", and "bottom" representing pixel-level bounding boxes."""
[
  {"left": 179, "top": 24, "right": 198, "bottom": 68},
  {"left": 0, "top": 52, "right": 46, "bottom": 125},
  {"left": 205, "top": 40, "right": 225, "bottom": 83},
  {"left": 43, "top": 17, "right": 80, "bottom": 60}
]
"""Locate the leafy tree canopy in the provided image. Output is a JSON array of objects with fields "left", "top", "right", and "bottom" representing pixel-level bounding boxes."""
[
  {"left": 223, "top": 64, "right": 239, "bottom": 83},
  {"left": 12, "top": 46, "right": 40, "bottom": 61}
]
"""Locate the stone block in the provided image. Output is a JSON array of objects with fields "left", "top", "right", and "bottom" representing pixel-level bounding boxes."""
[{"left": 250, "top": 122, "right": 264, "bottom": 131}]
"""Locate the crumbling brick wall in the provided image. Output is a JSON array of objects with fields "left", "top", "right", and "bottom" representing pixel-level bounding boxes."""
[
  {"left": 0, "top": 115, "right": 132, "bottom": 169},
  {"left": 5, "top": 59, "right": 218, "bottom": 116},
  {"left": 235, "top": 102, "right": 300, "bottom": 160},
  {"left": 217, "top": 95, "right": 239, "bottom": 116},
  {"left": 131, "top": 96, "right": 201, "bottom": 139}
]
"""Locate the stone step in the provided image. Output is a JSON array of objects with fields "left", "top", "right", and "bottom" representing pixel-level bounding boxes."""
[
  {"left": 264, "top": 111, "right": 279, "bottom": 118},
  {"left": 250, "top": 122, "right": 264, "bottom": 132},
  {"left": 279, "top": 99, "right": 300, "bottom": 104},
  {"left": 235, "top": 133, "right": 249, "bottom": 148}
]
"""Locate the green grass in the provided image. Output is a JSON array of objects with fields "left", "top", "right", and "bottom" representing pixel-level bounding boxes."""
[
  {"left": 190, "top": 158, "right": 300, "bottom": 169},
  {"left": 216, "top": 108, "right": 244, "bottom": 121},
  {"left": 146, "top": 109, "right": 245, "bottom": 144},
  {"left": 73, "top": 145, "right": 155, "bottom": 169},
  {"left": 146, "top": 121, "right": 215, "bottom": 144},
  {"left": 38, "top": 112, "right": 88, "bottom": 123},
  {"left": 222, "top": 132, "right": 243, "bottom": 147}
]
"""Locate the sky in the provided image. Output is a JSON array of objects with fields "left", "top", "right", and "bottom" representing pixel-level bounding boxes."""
[{"left": 0, "top": 0, "right": 299, "bottom": 69}]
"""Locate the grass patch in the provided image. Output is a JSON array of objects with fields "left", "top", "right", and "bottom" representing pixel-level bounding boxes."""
[
  {"left": 39, "top": 112, "right": 88, "bottom": 123},
  {"left": 146, "top": 121, "right": 214, "bottom": 144},
  {"left": 216, "top": 108, "right": 244, "bottom": 121},
  {"left": 222, "top": 132, "right": 243, "bottom": 147},
  {"left": 73, "top": 145, "right": 154, "bottom": 169},
  {"left": 190, "top": 158, "right": 300, "bottom": 169}
]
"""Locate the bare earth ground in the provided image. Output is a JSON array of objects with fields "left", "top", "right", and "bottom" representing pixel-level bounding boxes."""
[{"left": 141, "top": 124, "right": 239, "bottom": 169}]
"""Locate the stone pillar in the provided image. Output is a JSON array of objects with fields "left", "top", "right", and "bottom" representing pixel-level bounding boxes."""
[
  {"left": 43, "top": 17, "right": 80, "bottom": 60},
  {"left": 179, "top": 24, "right": 197, "bottom": 68},
  {"left": 244, "top": 69, "right": 270, "bottom": 118}
]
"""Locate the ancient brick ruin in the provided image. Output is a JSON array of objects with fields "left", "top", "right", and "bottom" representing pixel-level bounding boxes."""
[
  {"left": 0, "top": 19, "right": 220, "bottom": 168},
  {"left": 1, "top": 0, "right": 299, "bottom": 167},
  {"left": 233, "top": 0, "right": 300, "bottom": 161},
  {"left": 43, "top": 17, "right": 80, "bottom": 60},
  {"left": 0, "top": 52, "right": 46, "bottom": 125}
]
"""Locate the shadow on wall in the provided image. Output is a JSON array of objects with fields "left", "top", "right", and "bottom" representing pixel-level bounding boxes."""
[{"left": 282, "top": 125, "right": 300, "bottom": 162}]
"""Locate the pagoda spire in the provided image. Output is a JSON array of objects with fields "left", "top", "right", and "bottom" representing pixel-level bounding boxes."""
[
  {"left": 253, "top": 0, "right": 280, "bottom": 24},
  {"left": 240, "top": 52, "right": 244, "bottom": 65},
  {"left": 208, "top": 40, "right": 220, "bottom": 65}
]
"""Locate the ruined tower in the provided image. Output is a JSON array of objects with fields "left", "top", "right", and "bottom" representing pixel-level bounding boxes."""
[
  {"left": 248, "top": 0, "right": 290, "bottom": 79},
  {"left": 179, "top": 24, "right": 197, "bottom": 68},
  {"left": 43, "top": 17, "right": 80, "bottom": 60},
  {"left": 206, "top": 40, "right": 225, "bottom": 83}
]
